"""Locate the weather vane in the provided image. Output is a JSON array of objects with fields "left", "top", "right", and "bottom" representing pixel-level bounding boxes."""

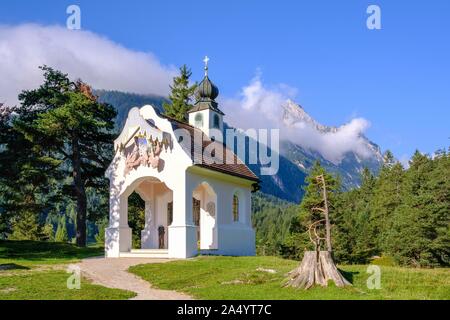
[{"left": 203, "top": 55, "right": 209, "bottom": 77}]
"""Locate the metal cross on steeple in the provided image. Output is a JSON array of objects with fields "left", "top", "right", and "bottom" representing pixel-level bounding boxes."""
[{"left": 203, "top": 56, "right": 209, "bottom": 77}]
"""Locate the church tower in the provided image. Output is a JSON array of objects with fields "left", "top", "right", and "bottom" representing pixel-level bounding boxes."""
[{"left": 188, "top": 56, "right": 224, "bottom": 142}]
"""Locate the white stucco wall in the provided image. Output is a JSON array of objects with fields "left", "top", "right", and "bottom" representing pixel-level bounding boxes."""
[
  {"left": 105, "top": 105, "right": 256, "bottom": 259},
  {"left": 187, "top": 167, "right": 256, "bottom": 257}
]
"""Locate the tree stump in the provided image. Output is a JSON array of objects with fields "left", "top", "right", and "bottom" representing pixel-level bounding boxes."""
[{"left": 285, "top": 251, "right": 351, "bottom": 289}]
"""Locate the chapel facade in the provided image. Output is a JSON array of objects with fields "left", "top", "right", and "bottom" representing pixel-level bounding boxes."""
[{"left": 105, "top": 60, "right": 259, "bottom": 258}]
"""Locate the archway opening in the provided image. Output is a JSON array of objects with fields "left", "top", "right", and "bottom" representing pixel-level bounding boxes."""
[
  {"left": 124, "top": 177, "right": 173, "bottom": 250},
  {"left": 127, "top": 192, "right": 145, "bottom": 249},
  {"left": 192, "top": 182, "right": 218, "bottom": 250}
]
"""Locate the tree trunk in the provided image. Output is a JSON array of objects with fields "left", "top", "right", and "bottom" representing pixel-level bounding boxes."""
[
  {"left": 285, "top": 251, "right": 351, "bottom": 289},
  {"left": 72, "top": 135, "right": 87, "bottom": 247}
]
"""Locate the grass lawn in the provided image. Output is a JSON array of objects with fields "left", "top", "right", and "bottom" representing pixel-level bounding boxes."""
[
  {"left": 0, "top": 240, "right": 135, "bottom": 300},
  {"left": 0, "top": 240, "right": 104, "bottom": 267},
  {"left": 129, "top": 256, "right": 450, "bottom": 300}
]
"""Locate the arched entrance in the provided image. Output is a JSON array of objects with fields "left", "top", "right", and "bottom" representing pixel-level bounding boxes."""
[
  {"left": 192, "top": 182, "right": 218, "bottom": 250},
  {"left": 133, "top": 178, "right": 173, "bottom": 250},
  {"left": 110, "top": 176, "right": 173, "bottom": 257}
]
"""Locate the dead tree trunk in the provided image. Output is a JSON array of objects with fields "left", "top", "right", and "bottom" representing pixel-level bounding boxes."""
[
  {"left": 285, "top": 251, "right": 351, "bottom": 289},
  {"left": 285, "top": 174, "right": 350, "bottom": 289}
]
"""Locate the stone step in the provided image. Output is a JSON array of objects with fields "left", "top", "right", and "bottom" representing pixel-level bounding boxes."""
[
  {"left": 130, "top": 249, "right": 168, "bottom": 254},
  {"left": 119, "top": 249, "right": 169, "bottom": 258}
]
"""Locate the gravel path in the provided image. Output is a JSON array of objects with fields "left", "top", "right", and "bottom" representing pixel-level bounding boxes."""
[{"left": 78, "top": 257, "right": 192, "bottom": 300}]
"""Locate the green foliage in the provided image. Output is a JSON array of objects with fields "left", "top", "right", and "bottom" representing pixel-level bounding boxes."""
[
  {"left": 41, "top": 224, "right": 54, "bottom": 242},
  {"left": 279, "top": 162, "right": 341, "bottom": 259},
  {"left": 95, "top": 218, "right": 108, "bottom": 245},
  {"left": 0, "top": 103, "right": 58, "bottom": 238},
  {"left": 333, "top": 168, "right": 379, "bottom": 264},
  {"left": 254, "top": 151, "right": 449, "bottom": 268},
  {"left": 55, "top": 216, "right": 69, "bottom": 243},
  {"left": 252, "top": 192, "right": 297, "bottom": 256},
  {"left": 10, "top": 66, "right": 117, "bottom": 247},
  {"left": 383, "top": 151, "right": 450, "bottom": 267},
  {"left": 162, "top": 65, "right": 197, "bottom": 122},
  {"left": 8, "top": 211, "right": 42, "bottom": 241},
  {"left": 127, "top": 192, "right": 145, "bottom": 249}
]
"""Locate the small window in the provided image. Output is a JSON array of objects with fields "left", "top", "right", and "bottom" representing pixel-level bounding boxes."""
[
  {"left": 213, "top": 114, "right": 220, "bottom": 129},
  {"left": 167, "top": 201, "right": 173, "bottom": 225},
  {"left": 232, "top": 193, "right": 239, "bottom": 222},
  {"left": 195, "top": 113, "right": 203, "bottom": 127}
]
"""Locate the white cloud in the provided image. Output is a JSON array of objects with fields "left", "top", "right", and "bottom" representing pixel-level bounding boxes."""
[
  {"left": 222, "top": 75, "right": 373, "bottom": 164},
  {"left": 0, "top": 24, "right": 374, "bottom": 164},
  {"left": 0, "top": 24, "right": 176, "bottom": 105}
]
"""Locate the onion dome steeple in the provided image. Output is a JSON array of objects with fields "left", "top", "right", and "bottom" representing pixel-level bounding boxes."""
[
  {"left": 188, "top": 56, "right": 224, "bottom": 115},
  {"left": 197, "top": 56, "right": 219, "bottom": 101},
  {"left": 188, "top": 56, "right": 225, "bottom": 142}
]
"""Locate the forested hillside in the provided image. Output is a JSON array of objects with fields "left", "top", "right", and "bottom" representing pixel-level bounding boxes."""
[{"left": 254, "top": 151, "right": 450, "bottom": 267}]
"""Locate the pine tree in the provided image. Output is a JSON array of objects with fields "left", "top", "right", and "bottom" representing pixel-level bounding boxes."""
[
  {"left": 15, "top": 66, "right": 117, "bottom": 247},
  {"left": 55, "top": 216, "right": 69, "bottom": 242},
  {"left": 162, "top": 65, "right": 197, "bottom": 122}
]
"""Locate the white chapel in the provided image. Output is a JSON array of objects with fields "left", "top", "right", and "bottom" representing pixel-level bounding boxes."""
[{"left": 105, "top": 58, "right": 259, "bottom": 258}]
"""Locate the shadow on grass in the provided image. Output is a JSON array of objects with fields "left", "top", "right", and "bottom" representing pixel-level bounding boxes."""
[
  {"left": 0, "top": 240, "right": 103, "bottom": 262},
  {"left": 0, "top": 263, "right": 30, "bottom": 271},
  {"left": 338, "top": 268, "right": 359, "bottom": 284}
]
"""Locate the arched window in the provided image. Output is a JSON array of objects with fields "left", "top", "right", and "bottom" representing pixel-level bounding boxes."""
[
  {"left": 195, "top": 113, "right": 203, "bottom": 127},
  {"left": 213, "top": 114, "right": 220, "bottom": 129},
  {"left": 232, "top": 193, "right": 239, "bottom": 222}
]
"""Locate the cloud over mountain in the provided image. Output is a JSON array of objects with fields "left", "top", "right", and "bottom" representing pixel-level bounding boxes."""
[
  {"left": 0, "top": 24, "right": 375, "bottom": 164},
  {"left": 222, "top": 75, "right": 373, "bottom": 164},
  {"left": 0, "top": 24, "right": 176, "bottom": 104}
]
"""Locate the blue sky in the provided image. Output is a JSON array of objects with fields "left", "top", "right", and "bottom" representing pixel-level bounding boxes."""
[{"left": 1, "top": 0, "right": 449, "bottom": 161}]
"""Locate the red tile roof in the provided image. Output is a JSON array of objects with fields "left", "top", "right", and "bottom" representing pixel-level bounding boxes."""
[{"left": 165, "top": 116, "right": 259, "bottom": 182}]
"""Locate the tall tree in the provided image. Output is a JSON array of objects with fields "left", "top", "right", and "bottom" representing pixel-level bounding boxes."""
[
  {"left": 0, "top": 104, "right": 57, "bottom": 239},
  {"left": 162, "top": 65, "right": 197, "bottom": 122},
  {"left": 14, "top": 66, "right": 117, "bottom": 247}
]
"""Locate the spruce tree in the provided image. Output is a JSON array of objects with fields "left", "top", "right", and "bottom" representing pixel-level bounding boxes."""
[{"left": 162, "top": 65, "right": 197, "bottom": 122}]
